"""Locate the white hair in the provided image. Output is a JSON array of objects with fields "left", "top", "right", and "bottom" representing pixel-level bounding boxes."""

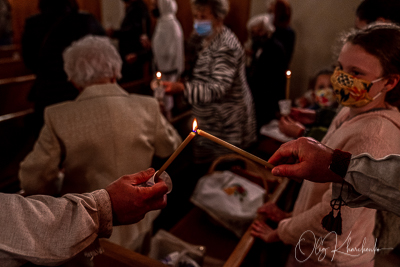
[
  {"left": 247, "top": 14, "right": 275, "bottom": 35},
  {"left": 192, "top": 0, "right": 229, "bottom": 20},
  {"left": 63, "top": 35, "right": 122, "bottom": 88}
]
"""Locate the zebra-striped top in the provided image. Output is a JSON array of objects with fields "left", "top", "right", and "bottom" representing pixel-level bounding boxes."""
[{"left": 184, "top": 26, "right": 257, "bottom": 163}]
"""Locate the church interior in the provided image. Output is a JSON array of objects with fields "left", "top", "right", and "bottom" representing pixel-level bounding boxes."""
[{"left": 2, "top": 0, "right": 400, "bottom": 266}]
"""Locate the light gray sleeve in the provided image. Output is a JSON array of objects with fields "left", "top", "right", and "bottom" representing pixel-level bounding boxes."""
[
  {"left": 0, "top": 189, "right": 113, "bottom": 266},
  {"left": 332, "top": 153, "right": 400, "bottom": 215}
]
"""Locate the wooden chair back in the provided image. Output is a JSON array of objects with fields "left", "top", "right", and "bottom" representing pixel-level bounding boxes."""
[
  {"left": 0, "top": 57, "right": 31, "bottom": 79},
  {"left": 0, "top": 45, "right": 21, "bottom": 59},
  {"left": 0, "top": 74, "right": 35, "bottom": 116}
]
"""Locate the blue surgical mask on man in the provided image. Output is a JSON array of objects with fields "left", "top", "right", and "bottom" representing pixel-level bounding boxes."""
[{"left": 194, "top": 20, "right": 213, "bottom": 36}]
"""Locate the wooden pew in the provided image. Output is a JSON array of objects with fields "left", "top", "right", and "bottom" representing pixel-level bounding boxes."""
[
  {"left": 0, "top": 109, "right": 35, "bottom": 193},
  {"left": 0, "top": 74, "right": 35, "bottom": 116},
  {"left": 0, "top": 44, "right": 21, "bottom": 59},
  {"left": 223, "top": 177, "right": 290, "bottom": 267},
  {"left": 93, "top": 239, "right": 167, "bottom": 267},
  {"left": 0, "top": 57, "right": 32, "bottom": 79}
]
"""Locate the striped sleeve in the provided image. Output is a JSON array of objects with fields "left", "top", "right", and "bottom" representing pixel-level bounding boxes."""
[{"left": 185, "top": 46, "right": 238, "bottom": 105}]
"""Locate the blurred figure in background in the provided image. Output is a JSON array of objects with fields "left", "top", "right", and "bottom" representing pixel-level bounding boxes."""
[
  {"left": 163, "top": 0, "right": 256, "bottom": 168},
  {"left": 107, "top": 0, "right": 152, "bottom": 83},
  {"left": 0, "top": 0, "right": 12, "bottom": 45},
  {"left": 151, "top": 0, "right": 184, "bottom": 120},
  {"left": 269, "top": 0, "right": 295, "bottom": 68},
  {"left": 245, "top": 14, "right": 286, "bottom": 135},
  {"left": 355, "top": 0, "right": 400, "bottom": 29},
  {"left": 280, "top": 67, "right": 338, "bottom": 142},
  {"left": 21, "top": 0, "right": 105, "bottom": 134}
]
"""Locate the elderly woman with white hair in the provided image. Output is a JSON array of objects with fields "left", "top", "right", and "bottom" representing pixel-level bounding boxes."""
[
  {"left": 18, "top": 35, "right": 182, "bottom": 262},
  {"left": 163, "top": 0, "right": 257, "bottom": 166}
]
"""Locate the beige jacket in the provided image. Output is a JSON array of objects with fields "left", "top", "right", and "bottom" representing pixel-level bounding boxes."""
[{"left": 19, "top": 83, "right": 182, "bottom": 251}]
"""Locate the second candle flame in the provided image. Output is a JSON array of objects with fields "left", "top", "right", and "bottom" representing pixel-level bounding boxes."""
[{"left": 192, "top": 119, "right": 198, "bottom": 132}]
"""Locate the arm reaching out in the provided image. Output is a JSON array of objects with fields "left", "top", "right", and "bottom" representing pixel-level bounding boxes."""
[{"left": 268, "top": 137, "right": 343, "bottom": 183}]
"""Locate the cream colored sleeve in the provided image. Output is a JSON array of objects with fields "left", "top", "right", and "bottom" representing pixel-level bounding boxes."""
[{"left": 0, "top": 189, "right": 112, "bottom": 266}]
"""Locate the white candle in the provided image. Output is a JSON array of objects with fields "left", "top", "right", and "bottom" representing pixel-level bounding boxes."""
[
  {"left": 155, "top": 119, "right": 197, "bottom": 179},
  {"left": 286, "top": 70, "right": 291, "bottom": 100},
  {"left": 196, "top": 129, "right": 274, "bottom": 169}
]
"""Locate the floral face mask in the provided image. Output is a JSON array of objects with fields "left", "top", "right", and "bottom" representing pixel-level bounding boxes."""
[
  {"left": 315, "top": 87, "right": 336, "bottom": 108},
  {"left": 330, "top": 67, "right": 384, "bottom": 108}
]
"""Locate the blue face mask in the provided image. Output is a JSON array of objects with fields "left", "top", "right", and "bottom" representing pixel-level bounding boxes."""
[{"left": 194, "top": 20, "right": 213, "bottom": 36}]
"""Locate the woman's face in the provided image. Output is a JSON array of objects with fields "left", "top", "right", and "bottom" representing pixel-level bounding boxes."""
[
  {"left": 193, "top": 5, "right": 217, "bottom": 25},
  {"left": 337, "top": 42, "right": 386, "bottom": 104}
]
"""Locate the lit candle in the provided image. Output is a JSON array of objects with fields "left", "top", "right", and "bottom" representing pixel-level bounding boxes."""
[
  {"left": 156, "top": 71, "right": 162, "bottom": 87},
  {"left": 286, "top": 70, "right": 291, "bottom": 100},
  {"left": 196, "top": 129, "right": 274, "bottom": 169},
  {"left": 155, "top": 119, "right": 197, "bottom": 179}
]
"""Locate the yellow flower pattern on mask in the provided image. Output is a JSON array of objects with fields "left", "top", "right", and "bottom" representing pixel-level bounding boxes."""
[{"left": 331, "top": 67, "right": 375, "bottom": 108}]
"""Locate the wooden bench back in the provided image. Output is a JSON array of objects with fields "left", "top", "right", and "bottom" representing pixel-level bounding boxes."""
[
  {"left": 0, "top": 57, "right": 32, "bottom": 79},
  {"left": 0, "top": 74, "right": 35, "bottom": 116},
  {"left": 0, "top": 45, "right": 21, "bottom": 59},
  {"left": 93, "top": 239, "right": 167, "bottom": 267}
]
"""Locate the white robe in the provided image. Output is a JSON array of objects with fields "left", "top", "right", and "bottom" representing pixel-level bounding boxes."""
[{"left": 152, "top": 0, "right": 184, "bottom": 77}]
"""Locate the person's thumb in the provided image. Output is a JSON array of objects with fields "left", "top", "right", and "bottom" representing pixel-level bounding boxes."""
[
  {"left": 271, "top": 165, "right": 302, "bottom": 183},
  {"left": 130, "top": 168, "right": 155, "bottom": 185}
]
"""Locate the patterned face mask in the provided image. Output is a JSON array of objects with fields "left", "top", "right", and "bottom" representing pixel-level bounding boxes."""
[
  {"left": 315, "top": 87, "right": 336, "bottom": 108},
  {"left": 330, "top": 67, "right": 384, "bottom": 108}
]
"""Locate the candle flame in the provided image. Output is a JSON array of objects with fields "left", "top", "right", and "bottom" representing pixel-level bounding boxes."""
[
  {"left": 192, "top": 119, "right": 198, "bottom": 132},
  {"left": 286, "top": 70, "right": 291, "bottom": 77},
  {"left": 156, "top": 72, "right": 162, "bottom": 79}
]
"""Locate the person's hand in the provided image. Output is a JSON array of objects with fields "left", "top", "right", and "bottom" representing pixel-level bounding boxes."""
[
  {"left": 163, "top": 81, "right": 185, "bottom": 95},
  {"left": 290, "top": 108, "right": 316, "bottom": 125},
  {"left": 251, "top": 219, "right": 281, "bottom": 243},
  {"left": 295, "top": 96, "right": 311, "bottom": 109},
  {"left": 106, "top": 168, "right": 168, "bottom": 226},
  {"left": 279, "top": 116, "right": 305, "bottom": 138},
  {"left": 140, "top": 34, "right": 151, "bottom": 50},
  {"left": 268, "top": 137, "right": 343, "bottom": 183},
  {"left": 125, "top": 53, "right": 138, "bottom": 64},
  {"left": 257, "top": 202, "right": 290, "bottom": 223}
]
